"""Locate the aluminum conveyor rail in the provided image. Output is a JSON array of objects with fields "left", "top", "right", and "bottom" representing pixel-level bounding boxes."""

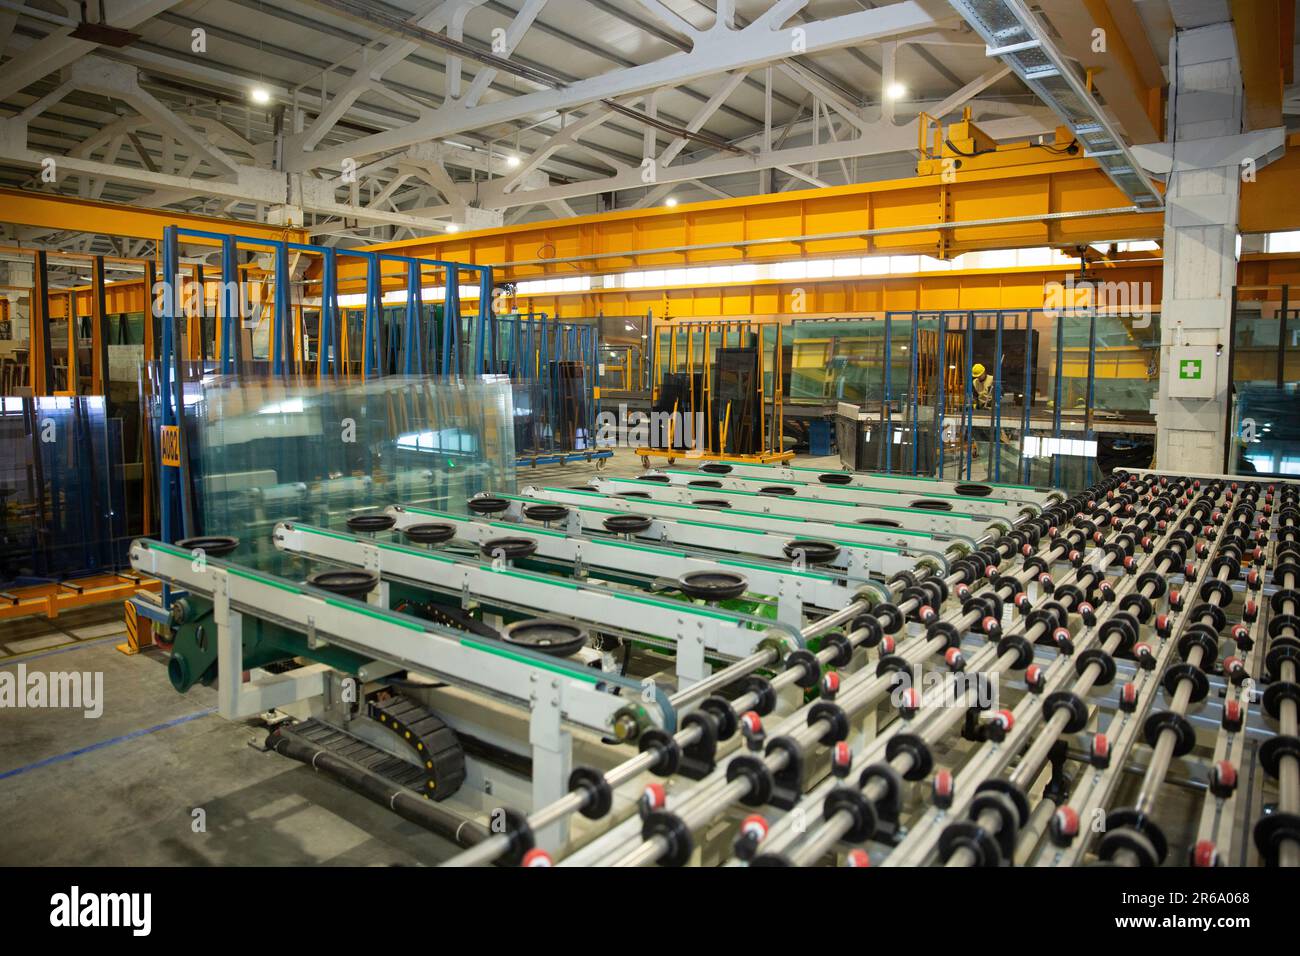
[
  {"left": 586, "top": 476, "right": 1005, "bottom": 535},
  {"left": 127, "top": 537, "right": 666, "bottom": 734},
  {"left": 646, "top": 467, "right": 1037, "bottom": 522},
  {"left": 688, "top": 460, "right": 1062, "bottom": 508},
  {"left": 382, "top": 505, "right": 888, "bottom": 628},
  {"left": 461, "top": 491, "right": 950, "bottom": 581},
  {"left": 446, "top": 478, "right": 1121, "bottom": 866},
  {"left": 442, "top": 479, "right": 1103, "bottom": 868},
  {"left": 270, "top": 521, "right": 805, "bottom": 689},
  {"left": 587, "top": 481, "right": 1135, "bottom": 867},
  {"left": 519, "top": 485, "right": 987, "bottom": 553}
]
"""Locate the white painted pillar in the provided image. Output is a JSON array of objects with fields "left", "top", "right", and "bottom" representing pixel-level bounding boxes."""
[{"left": 1154, "top": 21, "right": 1242, "bottom": 474}]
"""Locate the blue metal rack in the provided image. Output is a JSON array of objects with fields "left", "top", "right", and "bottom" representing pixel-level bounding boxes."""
[
  {"left": 493, "top": 311, "right": 612, "bottom": 468},
  {"left": 874, "top": 307, "right": 1149, "bottom": 490},
  {"left": 157, "top": 225, "right": 494, "bottom": 554}
]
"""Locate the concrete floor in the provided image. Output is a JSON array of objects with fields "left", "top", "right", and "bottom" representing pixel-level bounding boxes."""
[{"left": 3, "top": 447, "right": 832, "bottom": 866}]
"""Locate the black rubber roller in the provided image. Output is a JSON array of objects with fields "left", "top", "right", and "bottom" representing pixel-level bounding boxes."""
[
  {"left": 639, "top": 728, "right": 682, "bottom": 776},
  {"left": 677, "top": 569, "right": 748, "bottom": 602},
  {"left": 346, "top": 513, "right": 395, "bottom": 533},
  {"left": 819, "top": 472, "right": 853, "bottom": 485},
  {"left": 569, "top": 766, "right": 613, "bottom": 820},
  {"left": 401, "top": 522, "right": 456, "bottom": 545},
  {"left": 1099, "top": 613, "right": 1140, "bottom": 653},
  {"left": 997, "top": 634, "right": 1035, "bottom": 670},
  {"left": 823, "top": 787, "right": 878, "bottom": 842},
  {"left": 849, "top": 613, "right": 883, "bottom": 648},
  {"left": 502, "top": 619, "right": 588, "bottom": 656},
  {"left": 523, "top": 504, "right": 569, "bottom": 523},
  {"left": 701, "top": 695, "right": 738, "bottom": 740},
  {"left": 604, "top": 513, "right": 652, "bottom": 534},
  {"left": 1099, "top": 810, "right": 1168, "bottom": 866},
  {"left": 1143, "top": 709, "right": 1198, "bottom": 756},
  {"left": 641, "top": 810, "right": 694, "bottom": 867},
  {"left": 1178, "top": 623, "right": 1220, "bottom": 670},
  {"left": 782, "top": 539, "right": 841, "bottom": 565},
  {"left": 910, "top": 499, "right": 954, "bottom": 511},
  {"left": 885, "top": 732, "right": 934, "bottom": 780},
  {"left": 1118, "top": 592, "right": 1153, "bottom": 623},
  {"left": 1187, "top": 601, "right": 1227, "bottom": 633},
  {"left": 938, "top": 820, "right": 1002, "bottom": 866},
  {"left": 784, "top": 649, "right": 821, "bottom": 688},
  {"left": 468, "top": 496, "right": 511, "bottom": 515},
  {"left": 481, "top": 537, "right": 538, "bottom": 561},
  {"left": 1198, "top": 578, "right": 1233, "bottom": 607},
  {"left": 1044, "top": 691, "right": 1089, "bottom": 733},
  {"left": 1254, "top": 810, "right": 1300, "bottom": 866},
  {"left": 176, "top": 535, "right": 239, "bottom": 557},
  {"left": 726, "top": 755, "right": 775, "bottom": 807},
  {"left": 872, "top": 603, "right": 905, "bottom": 635},
  {"left": 927, "top": 621, "right": 961, "bottom": 650},
  {"left": 821, "top": 632, "right": 855, "bottom": 667},
  {"left": 307, "top": 568, "right": 379, "bottom": 598}
]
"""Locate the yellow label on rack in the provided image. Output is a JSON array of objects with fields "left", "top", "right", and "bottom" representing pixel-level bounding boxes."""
[{"left": 161, "top": 425, "right": 181, "bottom": 467}]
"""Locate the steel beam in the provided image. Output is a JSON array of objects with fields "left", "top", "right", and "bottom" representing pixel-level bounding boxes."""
[{"left": 287, "top": 0, "right": 952, "bottom": 173}]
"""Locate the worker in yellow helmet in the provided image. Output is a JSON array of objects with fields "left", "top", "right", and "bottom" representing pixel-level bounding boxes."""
[{"left": 971, "top": 362, "right": 995, "bottom": 409}]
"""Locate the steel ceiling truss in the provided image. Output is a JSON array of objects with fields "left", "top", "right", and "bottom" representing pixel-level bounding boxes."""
[
  {"left": 0, "top": 0, "right": 1061, "bottom": 248},
  {"left": 947, "top": 0, "right": 1164, "bottom": 209}
]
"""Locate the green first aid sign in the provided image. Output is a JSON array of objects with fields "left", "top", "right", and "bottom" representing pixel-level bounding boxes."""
[{"left": 1179, "top": 359, "right": 1202, "bottom": 380}]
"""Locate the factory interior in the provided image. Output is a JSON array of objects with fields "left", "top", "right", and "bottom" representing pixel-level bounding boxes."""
[{"left": 2, "top": 0, "right": 1300, "bottom": 893}]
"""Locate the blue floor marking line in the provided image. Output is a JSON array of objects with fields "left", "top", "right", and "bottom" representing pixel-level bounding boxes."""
[
  {"left": 0, "top": 635, "right": 125, "bottom": 667},
  {"left": 0, "top": 708, "right": 216, "bottom": 782}
]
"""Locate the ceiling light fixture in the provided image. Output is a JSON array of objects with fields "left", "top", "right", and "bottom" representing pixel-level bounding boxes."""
[
  {"left": 886, "top": 82, "right": 906, "bottom": 100},
  {"left": 250, "top": 86, "right": 272, "bottom": 105}
]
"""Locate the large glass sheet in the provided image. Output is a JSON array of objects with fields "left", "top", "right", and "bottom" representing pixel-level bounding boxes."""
[
  {"left": 599, "top": 313, "right": 648, "bottom": 396},
  {"left": 1232, "top": 382, "right": 1300, "bottom": 477},
  {"left": 787, "top": 318, "right": 886, "bottom": 405},
  {"left": 963, "top": 311, "right": 1001, "bottom": 483},
  {"left": 0, "top": 396, "right": 128, "bottom": 586},
  {"left": 1020, "top": 309, "right": 1058, "bottom": 487},
  {"left": 1233, "top": 300, "right": 1283, "bottom": 386},
  {"left": 186, "top": 376, "right": 515, "bottom": 569}
]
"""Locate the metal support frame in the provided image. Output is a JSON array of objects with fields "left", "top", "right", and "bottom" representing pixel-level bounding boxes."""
[
  {"left": 646, "top": 466, "right": 1032, "bottom": 522},
  {"left": 689, "top": 459, "right": 1059, "bottom": 507},
  {"left": 271, "top": 520, "right": 803, "bottom": 691},
  {"left": 156, "top": 224, "right": 492, "bottom": 555},
  {"left": 947, "top": 0, "right": 1163, "bottom": 209},
  {"left": 587, "top": 475, "right": 999, "bottom": 535},
  {"left": 522, "top": 484, "right": 981, "bottom": 553},
  {"left": 385, "top": 504, "right": 871, "bottom": 629},
  {"left": 130, "top": 537, "right": 665, "bottom": 733},
  {"left": 484, "top": 490, "right": 946, "bottom": 581}
]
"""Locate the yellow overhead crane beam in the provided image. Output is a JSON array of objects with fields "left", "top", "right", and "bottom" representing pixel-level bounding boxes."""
[
  {"left": 506, "top": 253, "right": 1300, "bottom": 321},
  {"left": 0, "top": 187, "right": 307, "bottom": 244},
  {"left": 5, "top": 120, "right": 1298, "bottom": 316},
  {"left": 353, "top": 152, "right": 1168, "bottom": 284}
]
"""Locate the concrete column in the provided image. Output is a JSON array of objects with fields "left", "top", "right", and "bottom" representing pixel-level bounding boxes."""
[{"left": 1154, "top": 19, "right": 1242, "bottom": 474}]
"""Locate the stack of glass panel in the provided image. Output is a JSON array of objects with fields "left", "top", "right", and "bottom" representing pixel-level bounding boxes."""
[
  {"left": 185, "top": 376, "right": 516, "bottom": 569},
  {"left": 0, "top": 396, "right": 128, "bottom": 587}
]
